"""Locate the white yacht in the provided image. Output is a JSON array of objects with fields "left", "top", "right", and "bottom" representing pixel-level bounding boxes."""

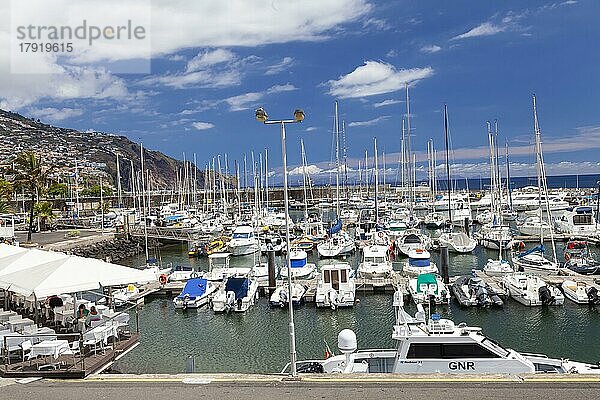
[
  {"left": 289, "top": 291, "right": 600, "bottom": 374},
  {"left": 437, "top": 231, "right": 476, "bottom": 253},
  {"left": 517, "top": 216, "right": 553, "bottom": 237},
  {"left": 502, "top": 273, "right": 564, "bottom": 306},
  {"left": 423, "top": 212, "right": 446, "bottom": 230},
  {"left": 407, "top": 273, "right": 450, "bottom": 305},
  {"left": 483, "top": 259, "right": 514, "bottom": 276},
  {"left": 228, "top": 225, "right": 260, "bottom": 256},
  {"left": 173, "top": 278, "right": 217, "bottom": 309},
  {"left": 315, "top": 263, "right": 355, "bottom": 309},
  {"left": 317, "top": 231, "right": 355, "bottom": 258},
  {"left": 204, "top": 252, "right": 251, "bottom": 281},
  {"left": 555, "top": 206, "right": 597, "bottom": 237},
  {"left": 279, "top": 250, "right": 317, "bottom": 280},
  {"left": 561, "top": 280, "right": 600, "bottom": 305},
  {"left": 169, "top": 265, "right": 198, "bottom": 282},
  {"left": 403, "top": 248, "right": 438, "bottom": 277},
  {"left": 511, "top": 245, "right": 558, "bottom": 276},
  {"left": 357, "top": 245, "right": 393, "bottom": 279},
  {"left": 112, "top": 284, "right": 140, "bottom": 307},
  {"left": 396, "top": 229, "right": 432, "bottom": 256},
  {"left": 476, "top": 224, "right": 513, "bottom": 250},
  {"left": 269, "top": 282, "right": 307, "bottom": 307},
  {"left": 212, "top": 276, "right": 259, "bottom": 313}
]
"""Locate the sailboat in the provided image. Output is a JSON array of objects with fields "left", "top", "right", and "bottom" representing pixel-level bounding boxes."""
[
  {"left": 511, "top": 95, "right": 558, "bottom": 276},
  {"left": 317, "top": 101, "right": 355, "bottom": 258},
  {"left": 437, "top": 105, "right": 477, "bottom": 254}
]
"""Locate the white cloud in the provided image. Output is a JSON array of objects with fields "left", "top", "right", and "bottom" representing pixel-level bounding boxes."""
[
  {"left": 373, "top": 99, "right": 402, "bottom": 108},
  {"left": 192, "top": 121, "right": 215, "bottom": 130},
  {"left": 348, "top": 115, "right": 390, "bottom": 127},
  {"left": 186, "top": 49, "right": 236, "bottom": 73},
  {"left": 225, "top": 84, "right": 297, "bottom": 111},
  {"left": 326, "top": 61, "right": 434, "bottom": 99},
  {"left": 420, "top": 44, "right": 442, "bottom": 53},
  {"left": 386, "top": 49, "right": 398, "bottom": 58},
  {"left": 265, "top": 57, "right": 294, "bottom": 75},
  {"left": 305, "top": 127, "right": 317, "bottom": 132},
  {"left": 288, "top": 164, "right": 323, "bottom": 175},
  {"left": 362, "top": 18, "right": 390, "bottom": 31},
  {"left": 27, "top": 107, "right": 84, "bottom": 122},
  {"left": 451, "top": 22, "right": 505, "bottom": 40}
]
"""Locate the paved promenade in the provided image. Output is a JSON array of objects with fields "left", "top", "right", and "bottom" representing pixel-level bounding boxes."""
[{"left": 2, "top": 374, "right": 600, "bottom": 400}]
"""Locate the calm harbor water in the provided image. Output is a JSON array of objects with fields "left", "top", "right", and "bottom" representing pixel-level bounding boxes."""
[{"left": 112, "top": 238, "right": 600, "bottom": 374}]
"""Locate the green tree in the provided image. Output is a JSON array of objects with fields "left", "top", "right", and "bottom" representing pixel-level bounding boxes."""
[
  {"left": 0, "top": 199, "right": 10, "bottom": 214},
  {"left": 12, "top": 151, "right": 52, "bottom": 242},
  {"left": 81, "top": 184, "right": 113, "bottom": 197},
  {"left": 48, "top": 183, "right": 68, "bottom": 198},
  {"left": 33, "top": 201, "right": 56, "bottom": 231},
  {"left": 0, "top": 179, "right": 13, "bottom": 200}
]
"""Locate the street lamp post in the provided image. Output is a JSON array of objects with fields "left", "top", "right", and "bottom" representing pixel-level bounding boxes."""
[{"left": 255, "top": 107, "right": 304, "bottom": 378}]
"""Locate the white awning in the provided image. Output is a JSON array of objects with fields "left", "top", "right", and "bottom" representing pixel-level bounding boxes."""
[{"left": 0, "top": 244, "right": 155, "bottom": 298}]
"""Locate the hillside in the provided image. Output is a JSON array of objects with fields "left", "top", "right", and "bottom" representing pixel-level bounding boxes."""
[{"left": 0, "top": 109, "right": 203, "bottom": 189}]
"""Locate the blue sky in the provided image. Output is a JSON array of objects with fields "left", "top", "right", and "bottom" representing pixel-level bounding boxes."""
[{"left": 1, "top": 0, "right": 599, "bottom": 180}]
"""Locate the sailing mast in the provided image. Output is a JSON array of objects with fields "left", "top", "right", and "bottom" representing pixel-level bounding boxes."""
[
  {"left": 301, "top": 139, "right": 309, "bottom": 220},
  {"left": 443, "top": 105, "right": 452, "bottom": 226},
  {"left": 334, "top": 101, "right": 341, "bottom": 217},
  {"left": 405, "top": 84, "right": 414, "bottom": 212},
  {"left": 374, "top": 137, "right": 379, "bottom": 224}
]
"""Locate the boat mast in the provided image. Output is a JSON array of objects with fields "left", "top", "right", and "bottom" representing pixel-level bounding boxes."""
[
  {"left": 264, "top": 148, "right": 269, "bottom": 212},
  {"left": 140, "top": 143, "right": 149, "bottom": 263},
  {"left": 374, "top": 137, "right": 379, "bottom": 224},
  {"left": 334, "top": 101, "right": 341, "bottom": 217},
  {"left": 405, "top": 84, "right": 414, "bottom": 212},
  {"left": 116, "top": 153, "right": 122, "bottom": 208},
  {"left": 342, "top": 120, "right": 349, "bottom": 204},
  {"left": 301, "top": 139, "right": 309, "bottom": 220},
  {"left": 487, "top": 122, "right": 496, "bottom": 217},
  {"left": 494, "top": 120, "right": 503, "bottom": 220},
  {"left": 533, "top": 94, "right": 557, "bottom": 263},
  {"left": 505, "top": 142, "right": 513, "bottom": 211},
  {"left": 443, "top": 105, "right": 452, "bottom": 226}
]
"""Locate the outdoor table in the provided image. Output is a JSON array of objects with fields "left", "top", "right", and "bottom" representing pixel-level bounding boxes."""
[
  {"left": 30, "top": 339, "right": 69, "bottom": 359},
  {"left": 29, "top": 339, "right": 69, "bottom": 370},
  {"left": 27, "top": 327, "right": 57, "bottom": 344},
  {"left": 6, "top": 318, "right": 35, "bottom": 332},
  {"left": 54, "top": 309, "right": 75, "bottom": 326},
  {"left": 101, "top": 311, "right": 130, "bottom": 327},
  {"left": 0, "top": 310, "right": 17, "bottom": 322}
]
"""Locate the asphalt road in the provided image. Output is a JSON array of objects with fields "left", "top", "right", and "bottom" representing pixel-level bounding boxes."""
[
  {"left": 14, "top": 228, "right": 99, "bottom": 246},
  {"left": 2, "top": 378, "right": 600, "bottom": 400}
]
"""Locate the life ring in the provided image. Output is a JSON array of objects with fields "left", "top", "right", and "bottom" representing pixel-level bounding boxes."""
[
  {"left": 190, "top": 272, "right": 199, "bottom": 278},
  {"left": 159, "top": 274, "right": 168, "bottom": 285},
  {"left": 564, "top": 253, "right": 570, "bottom": 262}
]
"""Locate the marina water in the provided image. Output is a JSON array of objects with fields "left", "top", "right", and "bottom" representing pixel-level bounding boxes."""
[{"left": 112, "top": 239, "right": 600, "bottom": 374}]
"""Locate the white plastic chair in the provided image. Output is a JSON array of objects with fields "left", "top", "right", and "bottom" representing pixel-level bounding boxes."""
[
  {"left": 20, "top": 339, "right": 33, "bottom": 365},
  {"left": 62, "top": 341, "right": 81, "bottom": 365}
]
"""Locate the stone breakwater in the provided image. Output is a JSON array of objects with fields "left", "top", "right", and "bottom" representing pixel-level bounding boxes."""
[{"left": 44, "top": 234, "right": 164, "bottom": 262}]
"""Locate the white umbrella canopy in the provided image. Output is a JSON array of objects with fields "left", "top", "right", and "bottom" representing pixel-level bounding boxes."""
[
  {"left": 0, "top": 244, "right": 69, "bottom": 277},
  {"left": 0, "top": 245, "right": 156, "bottom": 298}
]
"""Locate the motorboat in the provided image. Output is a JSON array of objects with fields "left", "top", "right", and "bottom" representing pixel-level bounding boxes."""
[
  {"left": 228, "top": 225, "right": 260, "bottom": 256},
  {"left": 483, "top": 259, "right": 514, "bottom": 276},
  {"left": 279, "top": 250, "right": 317, "bottom": 280},
  {"left": 501, "top": 273, "right": 564, "bottom": 306},
  {"left": 289, "top": 291, "right": 600, "bottom": 374},
  {"left": 260, "top": 233, "right": 286, "bottom": 255},
  {"left": 396, "top": 229, "right": 432, "bottom": 256},
  {"left": 173, "top": 278, "right": 217, "bottom": 309},
  {"left": 437, "top": 231, "right": 476, "bottom": 253},
  {"left": 475, "top": 224, "right": 513, "bottom": 250},
  {"left": 290, "top": 236, "right": 315, "bottom": 252},
  {"left": 407, "top": 273, "right": 450, "bottom": 306},
  {"left": 561, "top": 280, "right": 600, "bottom": 305},
  {"left": 357, "top": 245, "right": 393, "bottom": 279},
  {"left": 517, "top": 216, "right": 553, "bottom": 237},
  {"left": 112, "top": 284, "right": 139, "bottom": 308},
  {"left": 317, "top": 231, "right": 355, "bottom": 258},
  {"left": 563, "top": 240, "right": 599, "bottom": 275},
  {"left": 451, "top": 275, "right": 503, "bottom": 308},
  {"left": 204, "top": 252, "right": 251, "bottom": 281},
  {"left": 423, "top": 212, "right": 446, "bottom": 230},
  {"left": 555, "top": 206, "right": 597, "bottom": 236},
  {"left": 315, "top": 263, "right": 356, "bottom": 309},
  {"left": 269, "top": 282, "right": 308, "bottom": 307},
  {"left": 169, "top": 265, "right": 198, "bottom": 282},
  {"left": 212, "top": 276, "right": 259, "bottom": 313},
  {"left": 475, "top": 209, "right": 495, "bottom": 225},
  {"left": 403, "top": 248, "right": 438, "bottom": 277},
  {"left": 205, "top": 236, "right": 227, "bottom": 255},
  {"left": 340, "top": 209, "right": 359, "bottom": 225},
  {"left": 511, "top": 245, "right": 558, "bottom": 276}
]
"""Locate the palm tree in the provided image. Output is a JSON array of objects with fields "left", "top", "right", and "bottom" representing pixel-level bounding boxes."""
[
  {"left": 34, "top": 201, "right": 56, "bottom": 231},
  {"left": 12, "top": 151, "right": 51, "bottom": 242},
  {"left": 0, "top": 199, "right": 10, "bottom": 214}
]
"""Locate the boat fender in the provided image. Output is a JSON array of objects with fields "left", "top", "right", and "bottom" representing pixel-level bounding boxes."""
[
  {"left": 564, "top": 253, "right": 570, "bottom": 262},
  {"left": 159, "top": 274, "right": 168, "bottom": 285}
]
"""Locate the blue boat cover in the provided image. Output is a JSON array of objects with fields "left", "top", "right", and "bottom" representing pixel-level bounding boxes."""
[
  {"left": 177, "top": 278, "right": 208, "bottom": 300},
  {"left": 225, "top": 277, "right": 250, "bottom": 300},
  {"left": 409, "top": 258, "right": 431, "bottom": 267},
  {"left": 165, "top": 215, "right": 184, "bottom": 221},
  {"left": 291, "top": 257, "right": 307, "bottom": 268},
  {"left": 328, "top": 219, "right": 342, "bottom": 235},
  {"left": 519, "top": 244, "right": 545, "bottom": 258}
]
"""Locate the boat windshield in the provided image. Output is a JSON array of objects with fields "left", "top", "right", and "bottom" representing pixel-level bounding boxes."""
[
  {"left": 233, "top": 233, "right": 251, "bottom": 239},
  {"left": 481, "top": 338, "right": 510, "bottom": 358},
  {"left": 365, "top": 256, "right": 386, "bottom": 263}
]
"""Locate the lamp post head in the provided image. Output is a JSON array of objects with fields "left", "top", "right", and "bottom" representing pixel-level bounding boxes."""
[
  {"left": 293, "top": 109, "right": 305, "bottom": 123},
  {"left": 255, "top": 107, "right": 268, "bottom": 123}
]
